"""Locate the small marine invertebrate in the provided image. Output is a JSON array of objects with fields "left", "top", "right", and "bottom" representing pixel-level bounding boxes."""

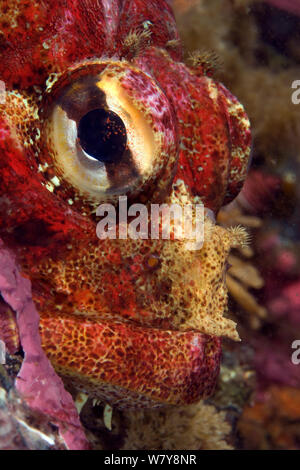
[
  {"left": 0, "top": 0, "right": 251, "bottom": 412},
  {"left": 227, "top": 225, "right": 251, "bottom": 248},
  {"left": 187, "top": 49, "right": 222, "bottom": 77},
  {"left": 121, "top": 29, "right": 153, "bottom": 60}
]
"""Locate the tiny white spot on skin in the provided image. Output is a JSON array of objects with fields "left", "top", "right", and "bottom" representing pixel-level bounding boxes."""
[
  {"left": 207, "top": 80, "right": 219, "bottom": 102},
  {"left": 38, "top": 162, "right": 49, "bottom": 172},
  {"left": 174, "top": 178, "right": 185, "bottom": 187},
  {"left": 68, "top": 199, "right": 74, "bottom": 205},
  {"left": 51, "top": 176, "right": 60, "bottom": 187},
  {"left": 45, "top": 182, "right": 54, "bottom": 193},
  {"left": 143, "top": 20, "right": 153, "bottom": 30},
  {"left": 46, "top": 74, "right": 59, "bottom": 92}
]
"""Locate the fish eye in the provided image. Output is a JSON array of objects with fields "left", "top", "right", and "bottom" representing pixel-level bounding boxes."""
[{"left": 43, "top": 62, "right": 177, "bottom": 206}]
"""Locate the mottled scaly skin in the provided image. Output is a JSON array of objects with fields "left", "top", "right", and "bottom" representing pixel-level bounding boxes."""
[{"left": 0, "top": 0, "right": 251, "bottom": 408}]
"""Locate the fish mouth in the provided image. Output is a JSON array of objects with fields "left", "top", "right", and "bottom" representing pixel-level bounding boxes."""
[{"left": 39, "top": 310, "right": 222, "bottom": 408}]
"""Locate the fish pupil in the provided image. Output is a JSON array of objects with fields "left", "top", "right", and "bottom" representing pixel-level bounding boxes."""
[{"left": 78, "top": 108, "right": 127, "bottom": 164}]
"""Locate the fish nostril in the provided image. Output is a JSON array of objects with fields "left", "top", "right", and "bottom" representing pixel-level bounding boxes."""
[{"left": 78, "top": 108, "right": 127, "bottom": 164}]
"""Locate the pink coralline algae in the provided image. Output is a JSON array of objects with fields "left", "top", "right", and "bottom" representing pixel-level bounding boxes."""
[
  {"left": 254, "top": 340, "right": 300, "bottom": 390},
  {"left": 256, "top": 232, "right": 300, "bottom": 326},
  {"left": 0, "top": 240, "right": 89, "bottom": 450},
  {"left": 267, "top": 281, "right": 300, "bottom": 326}
]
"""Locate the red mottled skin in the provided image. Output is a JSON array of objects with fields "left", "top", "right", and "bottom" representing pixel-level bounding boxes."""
[{"left": 0, "top": 0, "right": 251, "bottom": 408}]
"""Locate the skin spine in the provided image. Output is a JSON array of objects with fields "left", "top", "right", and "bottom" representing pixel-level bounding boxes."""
[{"left": 0, "top": 0, "right": 251, "bottom": 408}]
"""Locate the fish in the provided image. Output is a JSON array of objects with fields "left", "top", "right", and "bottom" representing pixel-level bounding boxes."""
[{"left": 0, "top": 0, "right": 251, "bottom": 408}]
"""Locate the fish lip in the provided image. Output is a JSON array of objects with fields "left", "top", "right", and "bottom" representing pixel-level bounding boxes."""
[
  {"left": 78, "top": 309, "right": 218, "bottom": 338},
  {"left": 39, "top": 309, "right": 222, "bottom": 406}
]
